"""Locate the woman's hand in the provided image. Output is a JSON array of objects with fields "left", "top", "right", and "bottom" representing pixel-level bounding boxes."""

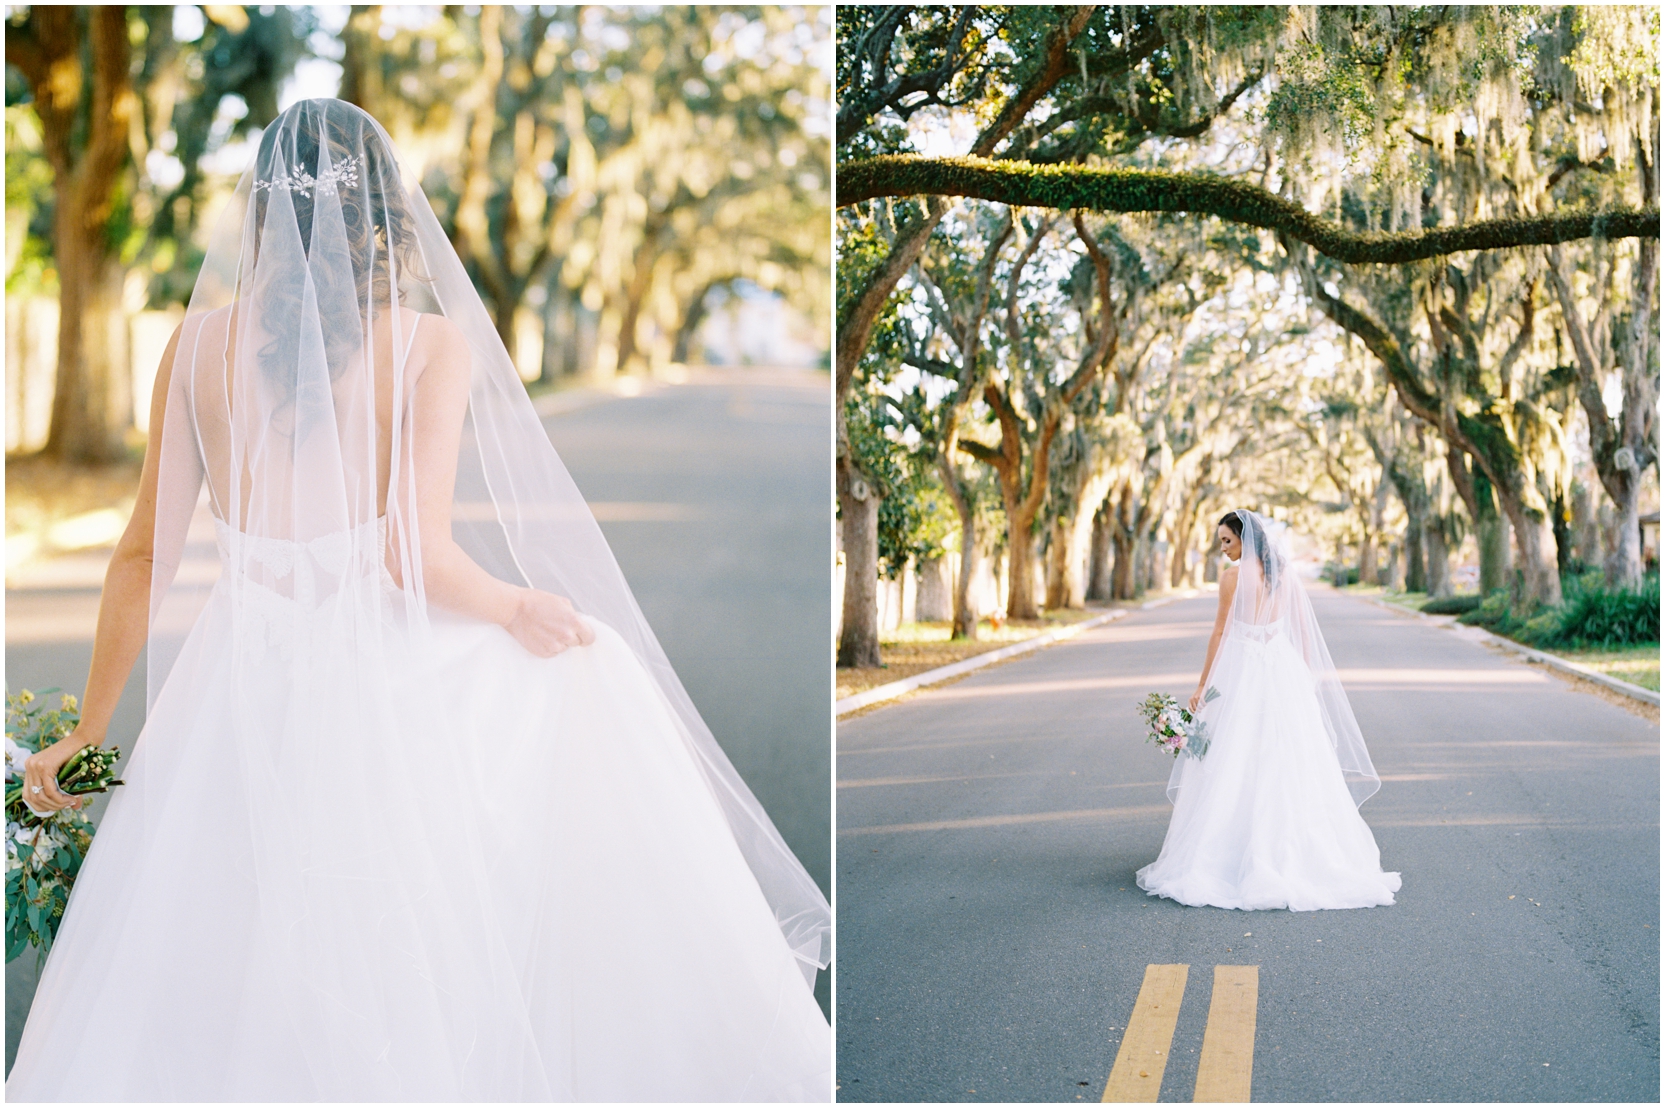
[
  {"left": 1188, "top": 686, "right": 1206, "bottom": 714},
  {"left": 503, "top": 588, "right": 596, "bottom": 658},
  {"left": 22, "top": 731, "right": 96, "bottom": 814}
]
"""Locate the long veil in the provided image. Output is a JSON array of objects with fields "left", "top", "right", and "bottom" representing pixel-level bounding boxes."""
[
  {"left": 145, "top": 98, "right": 830, "bottom": 985},
  {"left": 1191, "top": 509, "right": 1381, "bottom": 806}
]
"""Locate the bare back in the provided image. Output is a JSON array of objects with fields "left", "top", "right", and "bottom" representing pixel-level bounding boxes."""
[{"left": 180, "top": 305, "right": 437, "bottom": 536}]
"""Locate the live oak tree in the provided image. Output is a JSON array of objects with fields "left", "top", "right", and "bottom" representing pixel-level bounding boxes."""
[
  {"left": 5, "top": 5, "right": 304, "bottom": 462},
  {"left": 892, "top": 205, "right": 1015, "bottom": 639},
  {"left": 838, "top": 4, "right": 1656, "bottom": 634},
  {"left": 836, "top": 5, "right": 1097, "bottom": 666},
  {"left": 957, "top": 212, "right": 1121, "bottom": 619},
  {"left": 343, "top": 6, "right": 829, "bottom": 377},
  {"left": 1273, "top": 7, "right": 1655, "bottom": 609}
]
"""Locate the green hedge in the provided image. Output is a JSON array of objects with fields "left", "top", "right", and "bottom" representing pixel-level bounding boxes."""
[
  {"left": 1421, "top": 594, "right": 1483, "bottom": 615},
  {"left": 1457, "top": 573, "right": 1660, "bottom": 649},
  {"left": 1556, "top": 583, "right": 1660, "bottom": 648}
]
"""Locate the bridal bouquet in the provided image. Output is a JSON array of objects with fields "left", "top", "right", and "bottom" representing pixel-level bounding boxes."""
[
  {"left": 6, "top": 689, "right": 124, "bottom": 962},
  {"left": 1137, "top": 687, "right": 1220, "bottom": 760}
]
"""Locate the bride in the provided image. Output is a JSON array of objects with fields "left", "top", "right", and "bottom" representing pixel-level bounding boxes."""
[
  {"left": 1136, "top": 509, "right": 1401, "bottom": 912},
  {"left": 8, "top": 99, "right": 829, "bottom": 1101}
]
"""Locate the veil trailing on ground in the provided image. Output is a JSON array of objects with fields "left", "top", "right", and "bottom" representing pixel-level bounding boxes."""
[
  {"left": 1200, "top": 509, "right": 1381, "bottom": 806},
  {"left": 146, "top": 99, "right": 830, "bottom": 978}
]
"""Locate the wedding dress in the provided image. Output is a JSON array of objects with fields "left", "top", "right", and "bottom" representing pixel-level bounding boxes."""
[
  {"left": 1136, "top": 510, "right": 1400, "bottom": 912},
  {"left": 7, "top": 99, "right": 829, "bottom": 1101}
]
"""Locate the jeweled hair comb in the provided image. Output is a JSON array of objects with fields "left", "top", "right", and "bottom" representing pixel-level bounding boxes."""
[{"left": 251, "top": 155, "right": 361, "bottom": 198}]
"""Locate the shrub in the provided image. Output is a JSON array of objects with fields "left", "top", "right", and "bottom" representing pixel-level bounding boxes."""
[
  {"left": 1457, "top": 578, "right": 1660, "bottom": 649},
  {"left": 1421, "top": 594, "right": 1483, "bottom": 615},
  {"left": 1322, "top": 562, "right": 1360, "bottom": 586},
  {"left": 1458, "top": 590, "right": 1511, "bottom": 630},
  {"left": 1554, "top": 585, "right": 1660, "bottom": 648}
]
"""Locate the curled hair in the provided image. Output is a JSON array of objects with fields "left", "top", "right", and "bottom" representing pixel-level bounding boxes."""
[
  {"left": 247, "top": 100, "right": 432, "bottom": 406},
  {"left": 1219, "top": 510, "right": 1280, "bottom": 589}
]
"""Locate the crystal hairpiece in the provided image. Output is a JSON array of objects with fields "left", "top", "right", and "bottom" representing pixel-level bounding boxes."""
[{"left": 251, "top": 155, "right": 361, "bottom": 198}]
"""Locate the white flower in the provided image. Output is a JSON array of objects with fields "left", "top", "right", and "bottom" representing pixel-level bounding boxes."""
[{"left": 5, "top": 736, "right": 30, "bottom": 776}]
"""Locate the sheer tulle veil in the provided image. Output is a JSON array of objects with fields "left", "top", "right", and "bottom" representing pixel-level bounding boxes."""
[
  {"left": 1176, "top": 509, "right": 1381, "bottom": 806},
  {"left": 146, "top": 98, "right": 830, "bottom": 980}
]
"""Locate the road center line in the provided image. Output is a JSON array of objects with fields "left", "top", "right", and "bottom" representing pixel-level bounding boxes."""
[
  {"left": 1102, "top": 964, "right": 1189, "bottom": 1103},
  {"left": 1193, "top": 965, "right": 1259, "bottom": 1102}
]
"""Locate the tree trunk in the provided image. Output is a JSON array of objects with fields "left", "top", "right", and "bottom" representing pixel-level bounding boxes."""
[
  {"left": 1504, "top": 503, "right": 1563, "bottom": 611},
  {"left": 671, "top": 280, "right": 719, "bottom": 365},
  {"left": 1107, "top": 486, "right": 1140, "bottom": 600},
  {"left": 46, "top": 223, "right": 130, "bottom": 462},
  {"left": 614, "top": 223, "right": 665, "bottom": 373},
  {"left": 1403, "top": 516, "right": 1427, "bottom": 593},
  {"left": 1385, "top": 542, "right": 1405, "bottom": 590},
  {"left": 1111, "top": 528, "right": 1138, "bottom": 600},
  {"left": 1087, "top": 499, "right": 1114, "bottom": 601},
  {"left": 1045, "top": 518, "right": 1069, "bottom": 610},
  {"left": 1605, "top": 482, "right": 1644, "bottom": 591},
  {"left": 1571, "top": 481, "right": 1600, "bottom": 570},
  {"left": 938, "top": 454, "right": 980, "bottom": 641},
  {"left": 1052, "top": 469, "right": 1115, "bottom": 608},
  {"left": 16, "top": 5, "right": 137, "bottom": 463},
  {"left": 1424, "top": 519, "right": 1453, "bottom": 598},
  {"left": 1169, "top": 497, "right": 1201, "bottom": 588},
  {"left": 1547, "top": 238, "right": 1657, "bottom": 590},
  {"left": 1357, "top": 533, "right": 1377, "bottom": 589},
  {"left": 952, "top": 515, "right": 979, "bottom": 640},
  {"left": 1474, "top": 472, "right": 1510, "bottom": 593},
  {"left": 1143, "top": 535, "right": 1163, "bottom": 592},
  {"left": 1006, "top": 516, "right": 1040, "bottom": 619},
  {"left": 836, "top": 460, "right": 882, "bottom": 668}
]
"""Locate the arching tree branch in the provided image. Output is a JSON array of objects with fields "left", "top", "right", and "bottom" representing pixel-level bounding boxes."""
[{"left": 837, "top": 156, "right": 1662, "bottom": 264}]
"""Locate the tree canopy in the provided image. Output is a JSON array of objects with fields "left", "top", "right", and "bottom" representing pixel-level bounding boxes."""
[{"left": 836, "top": 4, "right": 1659, "bottom": 666}]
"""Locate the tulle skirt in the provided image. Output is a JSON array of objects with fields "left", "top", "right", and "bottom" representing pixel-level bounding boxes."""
[
  {"left": 1136, "top": 631, "right": 1401, "bottom": 912},
  {"left": 7, "top": 583, "right": 829, "bottom": 1101}
]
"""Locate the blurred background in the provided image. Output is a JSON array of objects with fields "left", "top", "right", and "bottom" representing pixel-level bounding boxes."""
[
  {"left": 5, "top": 3, "right": 835, "bottom": 1043},
  {"left": 7, "top": 4, "right": 830, "bottom": 464}
]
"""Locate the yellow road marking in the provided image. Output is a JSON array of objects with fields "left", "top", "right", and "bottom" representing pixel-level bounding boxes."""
[
  {"left": 1102, "top": 964, "right": 1189, "bottom": 1102},
  {"left": 1193, "top": 965, "right": 1259, "bottom": 1102}
]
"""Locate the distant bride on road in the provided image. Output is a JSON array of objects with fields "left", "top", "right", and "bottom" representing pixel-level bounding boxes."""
[{"left": 1137, "top": 509, "right": 1401, "bottom": 911}]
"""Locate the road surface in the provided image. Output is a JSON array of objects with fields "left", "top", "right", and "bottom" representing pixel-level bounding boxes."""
[
  {"left": 6, "top": 367, "right": 833, "bottom": 1070},
  {"left": 835, "top": 590, "right": 1658, "bottom": 1102}
]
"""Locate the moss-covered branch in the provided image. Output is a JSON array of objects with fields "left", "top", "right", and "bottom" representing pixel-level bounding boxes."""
[{"left": 838, "top": 156, "right": 1661, "bottom": 264}]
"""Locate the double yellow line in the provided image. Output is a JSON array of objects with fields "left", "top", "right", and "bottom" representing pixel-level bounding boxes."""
[{"left": 1102, "top": 964, "right": 1259, "bottom": 1103}]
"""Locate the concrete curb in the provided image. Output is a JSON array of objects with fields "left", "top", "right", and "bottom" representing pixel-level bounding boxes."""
[
  {"left": 1351, "top": 592, "right": 1660, "bottom": 708},
  {"left": 835, "top": 594, "right": 1192, "bottom": 718}
]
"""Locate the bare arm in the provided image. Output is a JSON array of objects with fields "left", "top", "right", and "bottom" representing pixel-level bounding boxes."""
[
  {"left": 23, "top": 324, "right": 184, "bottom": 811},
  {"left": 1190, "top": 564, "right": 1236, "bottom": 712},
  {"left": 405, "top": 317, "right": 593, "bottom": 656}
]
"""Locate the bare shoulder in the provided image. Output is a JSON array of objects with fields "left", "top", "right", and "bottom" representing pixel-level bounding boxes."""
[
  {"left": 408, "top": 312, "right": 471, "bottom": 390},
  {"left": 411, "top": 311, "right": 468, "bottom": 357},
  {"left": 1220, "top": 563, "right": 1239, "bottom": 584}
]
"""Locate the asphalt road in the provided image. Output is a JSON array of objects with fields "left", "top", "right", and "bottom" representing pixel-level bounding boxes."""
[
  {"left": 835, "top": 590, "right": 1659, "bottom": 1102},
  {"left": 5, "top": 367, "right": 833, "bottom": 1070}
]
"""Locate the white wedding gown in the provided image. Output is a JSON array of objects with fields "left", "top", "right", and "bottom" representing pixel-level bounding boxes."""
[
  {"left": 1136, "top": 617, "right": 1401, "bottom": 912},
  {"left": 7, "top": 520, "right": 830, "bottom": 1102}
]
